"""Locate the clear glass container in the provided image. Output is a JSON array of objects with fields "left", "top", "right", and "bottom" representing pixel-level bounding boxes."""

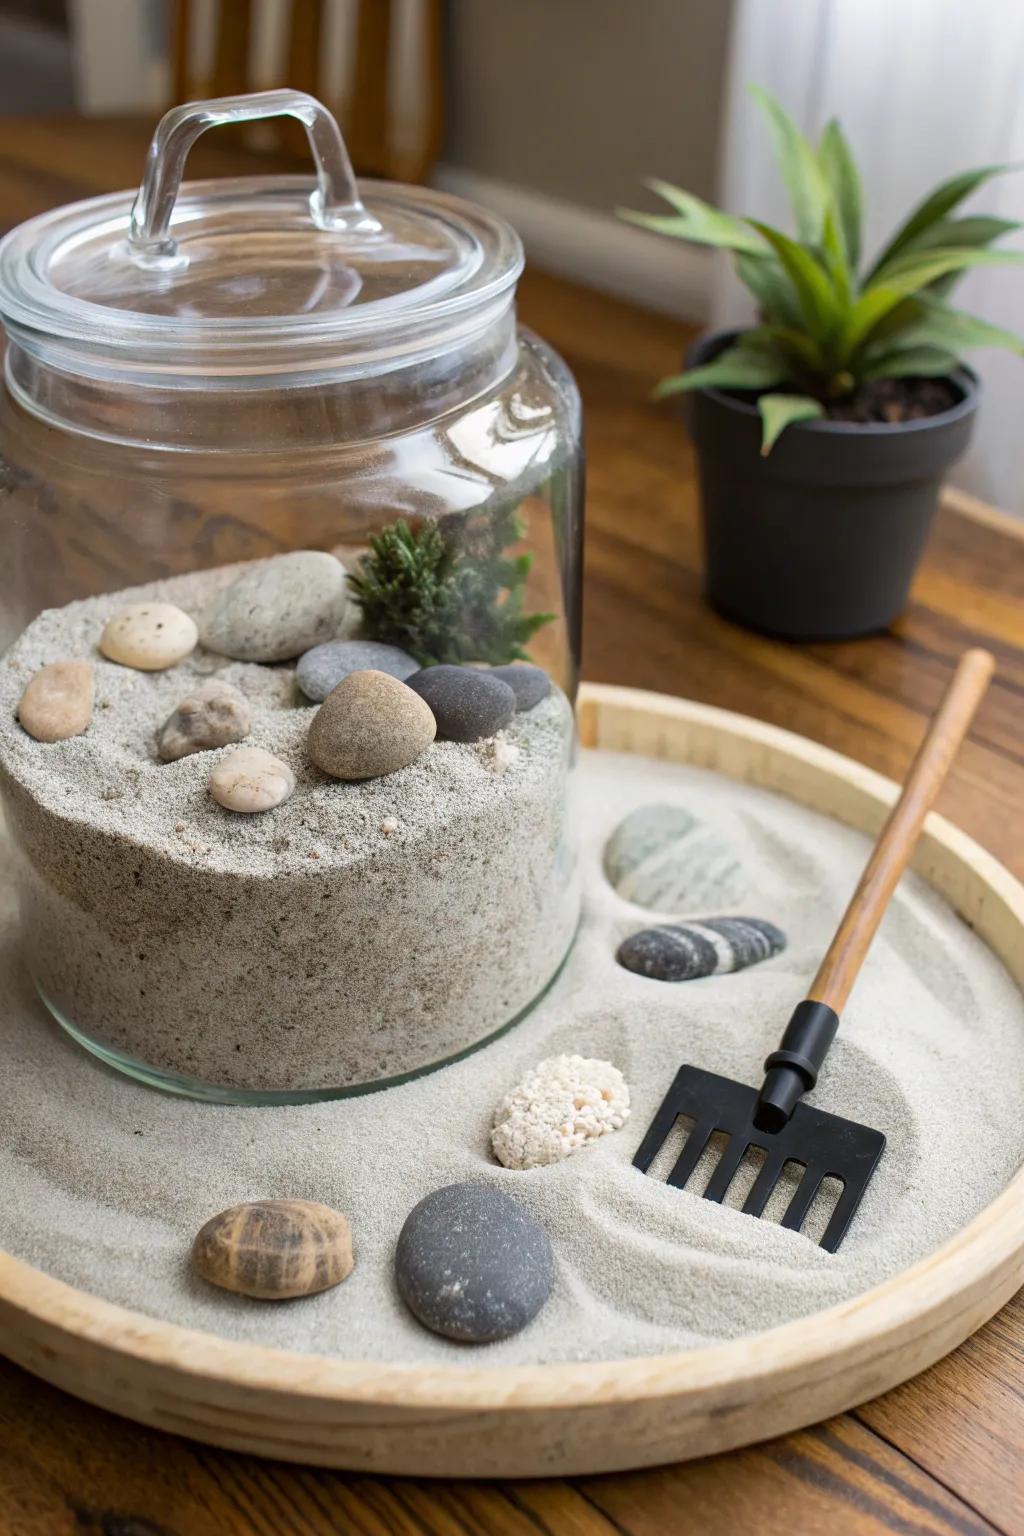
[{"left": 0, "top": 91, "right": 583, "bottom": 1102}]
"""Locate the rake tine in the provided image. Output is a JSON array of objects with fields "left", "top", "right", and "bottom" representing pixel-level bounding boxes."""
[
  {"left": 780, "top": 1166, "right": 825, "bottom": 1234},
  {"left": 701, "top": 1136, "right": 748, "bottom": 1204},
  {"left": 632, "top": 1069, "right": 691, "bottom": 1173},
  {"left": 666, "top": 1121, "right": 715, "bottom": 1190},
  {"left": 819, "top": 1179, "right": 861, "bottom": 1253},
  {"left": 740, "top": 1153, "right": 785, "bottom": 1219}
]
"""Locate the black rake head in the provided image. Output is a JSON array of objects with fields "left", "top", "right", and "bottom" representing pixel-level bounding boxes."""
[{"left": 633, "top": 1065, "right": 886, "bottom": 1253}]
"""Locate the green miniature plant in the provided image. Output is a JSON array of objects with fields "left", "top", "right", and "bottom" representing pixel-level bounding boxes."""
[
  {"left": 622, "top": 86, "right": 1024, "bottom": 452},
  {"left": 349, "top": 502, "right": 553, "bottom": 667}
]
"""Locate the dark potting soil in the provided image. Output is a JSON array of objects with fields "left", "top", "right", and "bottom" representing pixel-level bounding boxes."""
[
  {"left": 722, "top": 375, "right": 962, "bottom": 426},
  {"left": 823, "top": 376, "right": 961, "bottom": 425}
]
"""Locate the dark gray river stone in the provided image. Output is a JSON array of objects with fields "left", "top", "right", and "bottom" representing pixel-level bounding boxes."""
[
  {"left": 616, "top": 916, "right": 786, "bottom": 982},
  {"left": 405, "top": 666, "right": 516, "bottom": 742},
  {"left": 395, "top": 1182, "right": 554, "bottom": 1342},
  {"left": 488, "top": 663, "right": 551, "bottom": 711}
]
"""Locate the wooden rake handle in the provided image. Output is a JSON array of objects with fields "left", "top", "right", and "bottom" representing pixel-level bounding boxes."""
[{"left": 808, "top": 648, "right": 995, "bottom": 1014}]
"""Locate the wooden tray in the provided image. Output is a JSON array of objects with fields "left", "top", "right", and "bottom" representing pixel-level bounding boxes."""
[{"left": 1, "top": 683, "right": 1022, "bottom": 1478}]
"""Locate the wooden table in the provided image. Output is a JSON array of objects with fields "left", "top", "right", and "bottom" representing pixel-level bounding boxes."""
[{"left": 1, "top": 117, "right": 1022, "bottom": 1536}]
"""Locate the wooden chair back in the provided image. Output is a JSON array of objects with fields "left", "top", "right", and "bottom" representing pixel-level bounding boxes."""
[{"left": 169, "top": 0, "right": 443, "bottom": 183}]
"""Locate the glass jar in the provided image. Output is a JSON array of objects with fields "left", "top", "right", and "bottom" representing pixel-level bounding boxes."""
[{"left": 0, "top": 91, "right": 583, "bottom": 1103}]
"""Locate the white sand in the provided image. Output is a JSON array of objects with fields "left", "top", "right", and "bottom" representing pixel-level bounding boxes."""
[{"left": 0, "top": 747, "right": 1023, "bottom": 1363}]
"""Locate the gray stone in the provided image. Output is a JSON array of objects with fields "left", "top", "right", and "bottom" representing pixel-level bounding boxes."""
[
  {"left": 158, "top": 680, "right": 251, "bottom": 761},
  {"left": 616, "top": 916, "right": 786, "bottom": 982},
  {"left": 603, "top": 802, "right": 748, "bottom": 912},
  {"left": 395, "top": 1182, "right": 553, "bottom": 1342},
  {"left": 489, "top": 664, "right": 551, "bottom": 711},
  {"left": 201, "top": 552, "right": 347, "bottom": 663},
  {"left": 296, "top": 640, "right": 418, "bottom": 702},
  {"left": 307, "top": 668, "right": 435, "bottom": 780},
  {"left": 406, "top": 666, "right": 516, "bottom": 743}
]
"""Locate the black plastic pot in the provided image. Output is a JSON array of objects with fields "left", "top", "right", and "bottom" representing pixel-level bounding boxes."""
[{"left": 684, "top": 329, "right": 980, "bottom": 640}]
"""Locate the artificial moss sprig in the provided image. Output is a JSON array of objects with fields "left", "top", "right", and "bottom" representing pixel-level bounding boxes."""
[{"left": 349, "top": 502, "right": 554, "bottom": 667}]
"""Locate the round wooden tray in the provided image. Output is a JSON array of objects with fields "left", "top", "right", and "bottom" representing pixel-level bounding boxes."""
[{"left": 1, "top": 683, "right": 1022, "bottom": 1478}]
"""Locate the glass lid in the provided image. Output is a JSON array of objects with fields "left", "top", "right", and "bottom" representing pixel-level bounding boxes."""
[{"left": 0, "top": 90, "right": 522, "bottom": 373}]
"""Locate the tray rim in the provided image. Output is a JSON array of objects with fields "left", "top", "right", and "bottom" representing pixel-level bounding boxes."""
[{"left": 2, "top": 680, "right": 1022, "bottom": 1475}]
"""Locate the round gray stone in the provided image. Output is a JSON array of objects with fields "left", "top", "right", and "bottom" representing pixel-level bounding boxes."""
[
  {"left": 603, "top": 802, "right": 748, "bottom": 912},
  {"left": 405, "top": 666, "right": 516, "bottom": 743},
  {"left": 296, "top": 640, "right": 418, "bottom": 702},
  {"left": 201, "top": 552, "right": 347, "bottom": 663},
  {"left": 488, "top": 663, "right": 551, "bottom": 712},
  {"left": 395, "top": 1182, "right": 553, "bottom": 1342}
]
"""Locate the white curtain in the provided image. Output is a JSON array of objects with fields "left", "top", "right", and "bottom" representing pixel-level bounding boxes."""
[{"left": 714, "top": 0, "right": 1024, "bottom": 514}]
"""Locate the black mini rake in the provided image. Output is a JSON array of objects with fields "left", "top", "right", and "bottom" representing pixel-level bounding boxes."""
[{"left": 633, "top": 649, "right": 994, "bottom": 1252}]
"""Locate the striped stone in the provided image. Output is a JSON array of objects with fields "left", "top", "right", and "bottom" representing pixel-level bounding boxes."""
[{"left": 615, "top": 916, "right": 786, "bottom": 982}]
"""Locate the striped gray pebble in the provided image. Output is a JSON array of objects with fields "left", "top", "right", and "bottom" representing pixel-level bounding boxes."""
[
  {"left": 615, "top": 916, "right": 786, "bottom": 982},
  {"left": 603, "top": 802, "right": 747, "bottom": 912}
]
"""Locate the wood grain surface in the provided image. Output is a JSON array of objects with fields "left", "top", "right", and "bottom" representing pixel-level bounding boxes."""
[{"left": 0, "top": 116, "right": 1022, "bottom": 1535}]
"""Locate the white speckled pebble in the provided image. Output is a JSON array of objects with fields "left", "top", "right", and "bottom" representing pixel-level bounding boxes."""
[
  {"left": 208, "top": 747, "right": 295, "bottom": 813},
  {"left": 99, "top": 603, "right": 198, "bottom": 671}
]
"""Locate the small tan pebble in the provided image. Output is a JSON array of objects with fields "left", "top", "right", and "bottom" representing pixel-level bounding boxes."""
[
  {"left": 209, "top": 747, "right": 295, "bottom": 813},
  {"left": 380, "top": 817, "right": 399, "bottom": 835},
  {"left": 192, "top": 1199, "right": 354, "bottom": 1300},
  {"left": 307, "top": 669, "right": 435, "bottom": 780},
  {"left": 157, "top": 679, "right": 252, "bottom": 762},
  {"left": 491, "top": 1054, "right": 631, "bottom": 1171},
  {"left": 18, "top": 660, "right": 95, "bottom": 742},
  {"left": 99, "top": 602, "right": 198, "bottom": 671}
]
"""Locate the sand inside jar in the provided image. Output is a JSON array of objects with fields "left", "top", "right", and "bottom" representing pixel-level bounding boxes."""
[
  {"left": 1, "top": 747, "right": 1023, "bottom": 1362},
  {"left": 0, "top": 565, "right": 577, "bottom": 1093}
]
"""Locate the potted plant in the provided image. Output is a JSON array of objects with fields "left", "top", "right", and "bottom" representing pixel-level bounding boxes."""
[{"left": 623, "top": 87, "right": 1023, "bottom": 639}]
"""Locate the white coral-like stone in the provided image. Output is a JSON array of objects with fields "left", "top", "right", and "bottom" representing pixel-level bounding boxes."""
[{"left": 491, "top": 1054, "right": 630, "bottom": 1170}]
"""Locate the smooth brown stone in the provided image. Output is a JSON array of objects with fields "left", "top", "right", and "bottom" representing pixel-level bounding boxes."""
[
  {"left": 17, "top": 660, "right": 95, "bottom": 742},
  {"left": 307, "top": 669, "right": 436, "bottom": 780},
  {"left": 192, "top": 1199, "right": 354, "bottom": 1301}
]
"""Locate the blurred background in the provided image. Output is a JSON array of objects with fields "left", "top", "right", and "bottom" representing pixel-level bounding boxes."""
[{"left": 2, "top": 0, "right": 1020, "bottom": 513}]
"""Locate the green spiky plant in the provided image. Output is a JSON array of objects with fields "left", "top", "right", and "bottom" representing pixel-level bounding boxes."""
[
  {"left": 622, "top": 86, "right": 1024, "bottom": 453},
  {"left": 349, "top": 502, "right": 553, "bottom": 667}
]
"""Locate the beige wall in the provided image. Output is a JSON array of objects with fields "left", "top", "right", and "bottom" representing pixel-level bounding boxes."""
[{"left": 443, "top": 0, "right": 733, "bottom": 212}]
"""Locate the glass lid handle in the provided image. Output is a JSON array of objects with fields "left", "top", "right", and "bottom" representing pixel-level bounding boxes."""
[{"left": 127, "top": 88, "right": 381, "bottom": 268}]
